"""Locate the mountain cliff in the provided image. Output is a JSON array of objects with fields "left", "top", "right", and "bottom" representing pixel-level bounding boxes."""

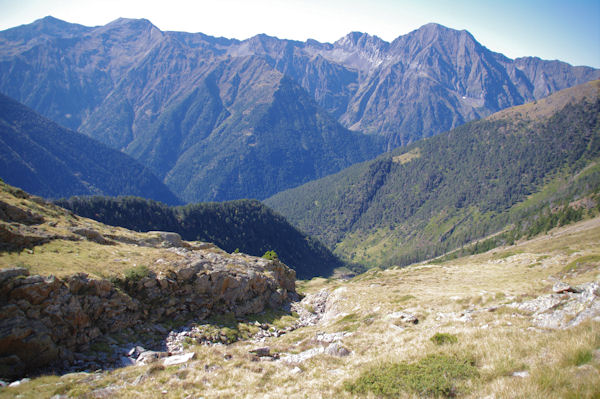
[{"left": 1, "top": 17, "right": 597, "bottom": 201}]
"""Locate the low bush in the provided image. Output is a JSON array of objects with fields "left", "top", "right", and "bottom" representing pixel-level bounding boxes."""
[
  {"left": 262, "top": 250, "right": 279, "bottom": 260},
  {"left": 344, "top": 353, "right": 478, "bottom": 398}
]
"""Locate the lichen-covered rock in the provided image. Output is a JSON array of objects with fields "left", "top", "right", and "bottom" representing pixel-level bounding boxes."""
[
  {"left": 144, "top": 231, "right": 185, "bottom": 248},
  {"left": 0, "top": 200, "right": 44, "bottom": 225}
]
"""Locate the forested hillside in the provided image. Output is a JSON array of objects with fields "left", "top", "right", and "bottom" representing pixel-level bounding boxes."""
[
  {"left": 0, "top": 93, "right": 181, "bottom": 205},
  {"left": 55, "top": 196, "right": 346, "bottom": 279},
  {"left": 265, "top": 81, "right": 600, "bottom": 267}
]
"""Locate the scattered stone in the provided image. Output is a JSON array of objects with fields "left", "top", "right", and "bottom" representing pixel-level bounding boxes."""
[
  {"left": 511, "top": 371, "right": 530, "bottom": 378},
  {"left": 71, "top": 228, "right": 114, "bottom": 245},
  {"left": 8, "top": 377, "right": 30, "bottom": 387},
  {"left": 325, "top": 342, "right": 350, "bottom": 357},
  {"left": 552, "top": 282, "right": 579, "bottom": 294},
  {"left": 315, "top": 332, "right": 351, "bottom": 343},
  {"left": 290, "top": 366, "right": 302, "bottom": 374},
  {"left": 436, "top": 310, "right": 474, "bottom": 323},
  {"left": 508, "top": 281, "right": 600, "bottom": 329},
  {"left": 136, "top": 351, "right": 169, "bottom": 365},
  {"left": 146, "top": 231, "right": 185, "bottom": 248},
  {"left": 386, "top": 311, "right": 419, "bottom": 324},
  {"left": 280, "top": 347, "right": 325, "bottom": 364}
]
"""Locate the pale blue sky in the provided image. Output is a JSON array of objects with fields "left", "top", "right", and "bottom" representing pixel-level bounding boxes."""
[{"left": 0, "top": 0, "right": 599, "bottom": 67}]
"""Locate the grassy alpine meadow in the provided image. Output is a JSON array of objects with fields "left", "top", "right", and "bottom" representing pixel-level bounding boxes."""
[{"left": 3, "top": 215, "right": 598, "bottom": 398}]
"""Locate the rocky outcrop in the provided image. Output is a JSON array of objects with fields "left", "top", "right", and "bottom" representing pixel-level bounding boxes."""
[
  {"left": 0, "top": 250, "right": 296, "bottom": 379},
  {"left": 508, "top": 280, "right": 600, "bottom": 329}
]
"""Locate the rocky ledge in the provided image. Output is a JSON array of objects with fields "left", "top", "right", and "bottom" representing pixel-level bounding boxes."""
[{"left": 0, "top": 244, "right": 296, "bottom": 380}]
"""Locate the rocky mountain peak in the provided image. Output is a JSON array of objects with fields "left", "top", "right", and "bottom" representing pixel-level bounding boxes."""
[
  {"left": 334, "top": 31, "right": 388, "bottom": 52},
  {"left": 390, "top": 22, "right": 478, "bottom": 54},
  {"left": 99, "top": 17, "right": 163, "bottom": 38}
]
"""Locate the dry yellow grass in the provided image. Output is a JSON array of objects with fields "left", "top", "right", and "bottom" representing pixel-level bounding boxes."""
[
  {"left": 490, "top": 79, "right": 599, "bottom": 121},
  {"left": 2, "top": 212, "right": 599, "bottom": 397}
]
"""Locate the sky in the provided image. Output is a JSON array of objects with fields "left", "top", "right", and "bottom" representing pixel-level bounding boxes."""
[{"left": 0, "top": 0, "right": 599, "bottom": 68}]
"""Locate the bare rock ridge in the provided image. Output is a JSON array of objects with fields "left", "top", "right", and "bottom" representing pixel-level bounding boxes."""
[
  {"left": 0, "top": 17, "right": 597, "bottom": 202},
  {"left": 0, "top": 254, "right": 295, "bottom": 379}
]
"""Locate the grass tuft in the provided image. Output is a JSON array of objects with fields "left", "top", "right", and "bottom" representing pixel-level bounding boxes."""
[
  {"left": 430, "top": 333, "right": 458, "bottom": 345},
  {"left": 565, "top": 348, "right": 594, "bottom": 367}
]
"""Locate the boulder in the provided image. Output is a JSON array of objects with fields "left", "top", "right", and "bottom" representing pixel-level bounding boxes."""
[
  {"left": 163, "top": 352, "right": 195, "bottom": 366},
  {"left": 325, "top": 342, "right": 350, "bottom": 357},
  {"left": 136, "top": 351, "right": 169, "bottom": 365}
]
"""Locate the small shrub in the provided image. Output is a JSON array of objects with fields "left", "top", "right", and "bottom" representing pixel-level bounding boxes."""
[
  {"left": 262, "top": 250, "right": 278, "bottom": 260},
  {"left": 124, "top": 265, "right": 150, "bottom": 282},
  {"left": 344, "top": 353, "right": 478, "bottom": 398},
  {"left": 430, "top": 333, "right": 458, "bottom": 345}
]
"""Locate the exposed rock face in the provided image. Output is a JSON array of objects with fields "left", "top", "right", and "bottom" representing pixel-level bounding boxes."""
[
  {"left": 0, "top": 252, "right": 296, "bottom": 379},
  {"left": 508, "top": 280, "right": 600, "bottom": 329}
]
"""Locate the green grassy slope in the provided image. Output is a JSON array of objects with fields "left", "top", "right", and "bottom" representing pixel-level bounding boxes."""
[{"left": 55, "top": 195, "right": 346, "bottom": 279}]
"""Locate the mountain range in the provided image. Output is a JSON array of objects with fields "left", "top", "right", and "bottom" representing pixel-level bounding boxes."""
[
  {"left": 1, "top": 16, "right": 598, "bottom": 202},
  {"left": 0, "top": 92, "right": 180, "bottom": 204},
  {"left": 265, "top": 81, "right": 600, "bottom": 267}
]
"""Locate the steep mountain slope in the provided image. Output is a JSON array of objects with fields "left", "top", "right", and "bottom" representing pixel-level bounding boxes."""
[
  {"left": 0, "top": 93, "right": 181, "bottom": 205},
  {"left": 55, "top": 195, "right": 345, "bottom": 279},
  {"left": 0, "top": 17, "right": 385, "bottom": 202},
  {"left": 265, "top": 81, "right": 600, "bottom": 267},
  {"left": 0, "top": 17, "right": 597, "bottom": 201}
]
